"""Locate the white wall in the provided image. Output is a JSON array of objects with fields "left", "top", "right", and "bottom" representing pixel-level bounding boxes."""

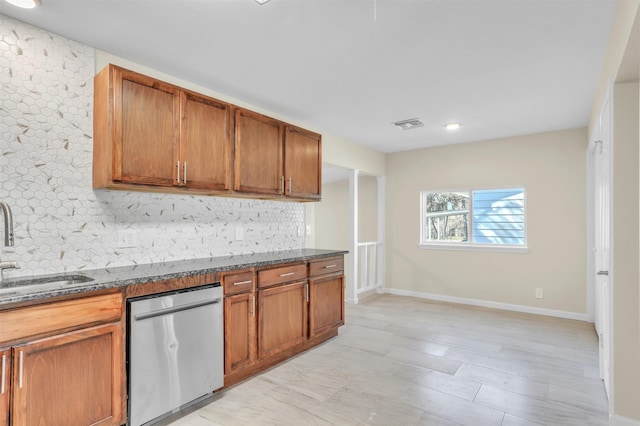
[
  {"left": 385, "top": 128, "right": 587, "bottom": 316},
  {"left": 611, "top": 81, "right": 640, "bottom": 422},
  {"left": 314, "top": 180, "right": 350, "bottom": 251},
  {"left": 315, "top": 175, "right": 378, "bottom": 248},
  {"left": 0, "top": 16, "right": 305, "bottom": 278},
  {"left": 588, "top": 2, "right": 640, "bottom": 423},
  {"left": 357, "top": 175, "right": 378, "bottom": 243}
]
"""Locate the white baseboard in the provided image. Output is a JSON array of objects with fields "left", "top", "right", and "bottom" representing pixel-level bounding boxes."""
[
  {"left": 381, "top": 288, "right": 589, "bottom": 322},
  {"left": 610, "top": 414, "right": 640, "bottom": 426}
]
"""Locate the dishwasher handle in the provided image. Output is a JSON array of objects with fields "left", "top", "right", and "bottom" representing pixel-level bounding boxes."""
[{"left": 134, "top": 298, "right": 221, "bottom": 321}]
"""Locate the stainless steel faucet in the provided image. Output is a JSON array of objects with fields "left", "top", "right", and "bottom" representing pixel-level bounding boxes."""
[{"left": 0, "top": 201, "right": 19, "bottom": 281}]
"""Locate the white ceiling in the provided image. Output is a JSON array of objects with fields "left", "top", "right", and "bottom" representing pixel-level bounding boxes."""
[{"left": 1, "top": 0, "right": 616, "bottom": 158}]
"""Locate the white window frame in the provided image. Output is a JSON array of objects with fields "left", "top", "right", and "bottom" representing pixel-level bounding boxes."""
[{"left": 419, "top": 186, "right": 528, "bottom": 253}]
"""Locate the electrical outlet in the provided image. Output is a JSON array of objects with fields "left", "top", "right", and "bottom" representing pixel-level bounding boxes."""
[
  {"left": 306, "top": 225, "right": 312, "bottom": 235},
  {"left": 297, "top": 226, "right": 303, "bottom": 236},
  {"left": 535, "top": 288, "right": 544, "bottom": 299},
  {"left": 235, "top": 226, "right": 244, "bottom": 241},
  {"left": 117, "top": 230, "right": 137, "bottom": 248}
]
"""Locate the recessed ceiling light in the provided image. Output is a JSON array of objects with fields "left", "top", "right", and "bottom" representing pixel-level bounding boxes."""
[
  {"left": 5, "top": 0, "right": 40, "bottom": 8},
  {"left": 393, "top": 118, "right": 424, "bottom": 131},
  {"left": 254, "top": 0, "right": 271, "bottom": 4},
  {"left": 444, "top": 122, "right": 461, "bottom": 131}
]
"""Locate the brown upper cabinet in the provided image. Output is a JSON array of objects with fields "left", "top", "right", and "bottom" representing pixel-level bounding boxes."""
[
  {"left": 284, "top": 125, "right": 322, "bottom": 200},
  {"left": 234, "top": 109, "right": 283, "bottom": 196},
  {"left": 181, "top": 92, "right": 233, "bottom": 191},
  {"left": 94, "top": 65, "right": 233, "bottom": 192},
  {"left": 93, "top": 64, "right": 321, "bottom": 201}
]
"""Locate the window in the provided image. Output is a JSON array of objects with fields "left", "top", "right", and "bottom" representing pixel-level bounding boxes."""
[{"left": 420, "top": 187, "right": 526, "bottom": 252}]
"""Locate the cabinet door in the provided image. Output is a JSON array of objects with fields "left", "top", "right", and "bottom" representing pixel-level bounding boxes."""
[
  {"left": 258, "top": 281, "right": 307, "bottom": 360},
  {"left": 309, "top": 274, "right": 345, "bottom": 338},
  {"left": 11, "top": 323, "right": 124, "bottom": 426},
  {"left": 224, "top": 292, "right": 257, "bottom": 374},
  {"left": 114, "top": 68, "right": 180, "bottom": 186},
  {"left": 181, "top": 92, "right": 232, "bottom": 191},
  {"left": 0, "top": 348, "right": 9, "bottom": 426},
  {"left": 284, "top": 125, "right": 321, "bottom": 200},
  {"left": 234, "top": 109, "right": 283, "bottom": 195}
]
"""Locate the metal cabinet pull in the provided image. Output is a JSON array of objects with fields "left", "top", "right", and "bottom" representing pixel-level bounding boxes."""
[
  {"left": 288, "top": 177, "right": 292, "bottom": 194},
  {"left": 281, "top": 176, "right": 285, "bottom": 194},
  {"left": 233, "top": 280, "right": 252, "bottom": 286},
  {"left": 305, "top": 283, "right": 309, "bottom": 302},
  {"left": 183, "top": 162, "right": 187, "bottom": 184},
  {"left": 251, "top": 295, "right": 256, "bottom": 317},
  {"left": 1, "top": 354, "right": 5, "bottom": 394},
  {"left": 280, "top": 272, "right": 295, "bottom": 277},
  {"left": 18, "top": 350, "right": 23, "bottom": 389},
  {"left": 176, "top": 161, "right": 181, "bottom": 184},
  {"left": 597, "top": 271, "right": 609, "bottom": 276},
  {"left": 324, "top": 264, "right": 337, "bottom": 269}
]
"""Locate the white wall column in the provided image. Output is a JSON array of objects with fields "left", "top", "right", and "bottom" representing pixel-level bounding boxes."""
[
  {"left": 347, "top": 169, "right": 360, "bottom": 304},
  {"left": 377, "top": 176, "right": 386, "bottom": 293}
]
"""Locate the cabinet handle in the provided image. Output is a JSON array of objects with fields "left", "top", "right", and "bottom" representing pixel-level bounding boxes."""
[
  {"left": 1, "top": 354, "right": 5, "bottom": 394},
  {"left": 176, "top": 160, "right": 181, "bottom": 184},
  {"left": 281, "top": 176, "right": 285, "bottom": 194},
  {"left": 305, "top": 283, "right": 309, "bottom": 302},
  {"left": 324, "top": 264, "right": 337, "bottom": 269},
  {"left": 233, "top": 280, "right": 252, "bottom": 286},
  {"left": 183, "top": 162, "right": 187, "bottom": 184},
  {"left": 18, "top": 350, "right": 23, "bottom": 389},
  {"left": 288, "top": 177, "right": 292, "bottom": 194},
  {"left": 251, "top": 295, "right": 256, "bottom": 317},
  {"left": 280, "top": 272, "right": 295, "bottom": 277}
]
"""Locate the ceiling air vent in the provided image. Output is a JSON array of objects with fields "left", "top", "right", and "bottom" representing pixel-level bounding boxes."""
[{"left": 393, "top": 118, "right": 424, "bottom": 130}]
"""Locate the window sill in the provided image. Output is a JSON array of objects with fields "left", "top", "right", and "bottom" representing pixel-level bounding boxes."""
[{"left": 419, "top": 243, "right": 529, "bottom": 254}]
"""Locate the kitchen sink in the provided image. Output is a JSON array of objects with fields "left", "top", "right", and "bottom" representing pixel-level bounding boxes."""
[
  {"left": 29, "top": 274, "right": 94, "bottom": 286},
  {"left": 0, "top": 273, "right": 95, "bottom": 295}
]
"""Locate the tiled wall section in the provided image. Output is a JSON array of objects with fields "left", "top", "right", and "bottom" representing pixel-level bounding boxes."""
[{"left": 0, "top": 15, "right": 305, "bottom": 278}]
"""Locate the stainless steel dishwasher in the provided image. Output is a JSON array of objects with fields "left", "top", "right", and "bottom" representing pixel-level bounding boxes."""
[{"left": 128, "top": 284, "right": 223, "bottom": 426}]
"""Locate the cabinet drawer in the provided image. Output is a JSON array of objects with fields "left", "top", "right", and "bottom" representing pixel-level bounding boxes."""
[
  {"left": 0, "top": 292, "right": 122, "bottom": 344},
  {"left": 309, "top": 257, "right": 344, "bottom": 277},
  {"left": 223, "top": 270, "right": 255, "bottom": 296},
  {"left": 258, "top": 264, "right": 307, "bottom": 289}
]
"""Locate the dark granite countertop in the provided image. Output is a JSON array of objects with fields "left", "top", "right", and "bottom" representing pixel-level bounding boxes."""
[{"left": 0, "top": 249, "right": 347, "bottom": 307}]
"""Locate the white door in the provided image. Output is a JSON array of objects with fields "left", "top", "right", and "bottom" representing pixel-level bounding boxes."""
[{"left": 593, "top": 85, "right": 612, "bottom": 397}]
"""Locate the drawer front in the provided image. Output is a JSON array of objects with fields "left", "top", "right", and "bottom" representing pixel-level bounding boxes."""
[
  {"left": 223, "top": 270, "right": 255, "bottom": 296},
  {"left": 258, "top": 264, "right": 307, "bottom": 289},
  {"left": 309, "top": 257, "right": 344, "bottom": 277},
  {"left": 0, "top": 292, "right": 122, "bottom": 344}
]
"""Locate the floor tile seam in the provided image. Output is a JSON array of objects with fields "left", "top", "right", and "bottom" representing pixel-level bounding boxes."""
[
  {"left": 517, "top": 368, "right": 610, "bottom": 389},
  {"left": 446, "top": 357, "right": 525, "bottom": 376},
  {"left": 495, "top": 355, "right": 594, "bottom": 373},
  {"left": 473, "top": 383, "right": 608, "bottom": 424},
  {"left": 473, "top": 381, "right": 550, "bottom": 404},
  {"left": 547, "top": 397, "right": 610, "bottom": 418},
  {"left": 405, "top": 380, "right": 507, "bottom": 421},
  {"left": 498, "top": 345, "right": 600, "bottom": 360},
  {"left": 455, "top": 363, "right": 557, "bottom": 401}
]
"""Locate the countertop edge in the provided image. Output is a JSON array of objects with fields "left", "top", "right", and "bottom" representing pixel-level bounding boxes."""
[{"left": 0, "top": 249, "right": 348, "bottom": 307}]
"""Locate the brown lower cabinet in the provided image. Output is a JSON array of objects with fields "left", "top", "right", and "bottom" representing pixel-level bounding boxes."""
[
  {"left": 224, "top": 291, "right": 257, "bottom": 373},
  {"left": 308, "top": 273, "right": 345, "bottom": 338},
  {"left": 223, "top": 269, "right": 257, "bottom": 376},
  {"left": 0, "top": 293, "right": 124, "bottom": 426},
  {"left": 258, "top": 280, "right": 308, "bottom": 360},
  {"left": 224, "top": 257, "right": 345, "bottom": 386},
  {"left": 10, "top": 324, "right": 123, "bottom": 426}
]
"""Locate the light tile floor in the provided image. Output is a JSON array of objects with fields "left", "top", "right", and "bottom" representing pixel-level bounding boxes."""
[{"left": 167, "top": 294, "right": 608, "bottom": 425}]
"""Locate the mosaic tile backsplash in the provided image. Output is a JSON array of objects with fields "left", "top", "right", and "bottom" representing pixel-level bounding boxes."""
[{"left": 0, "top": 15, "right": 305, "bottom": 278}]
